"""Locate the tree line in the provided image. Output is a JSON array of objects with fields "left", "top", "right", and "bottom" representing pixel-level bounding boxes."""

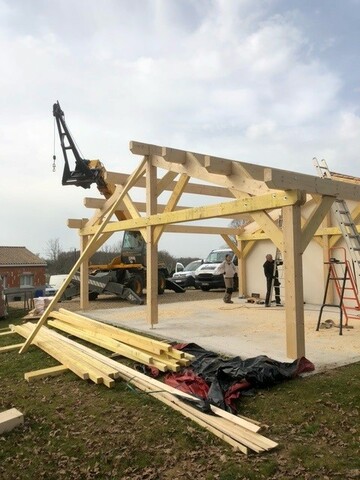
[{"left": 43, "top": 238, "right": 199, "bottom": 277}]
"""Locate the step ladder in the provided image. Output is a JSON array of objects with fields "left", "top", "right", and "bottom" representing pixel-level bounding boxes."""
[
  {"left": 313, "top": 158, "right": 360, "bottom": 284},
  {"left": 316, "top": 248, "right": 360, "bottom": 334}
]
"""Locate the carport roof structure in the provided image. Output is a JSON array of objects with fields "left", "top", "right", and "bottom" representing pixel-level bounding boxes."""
[{"left": 20, "top": 141, "right": 360, "bottom": 360}]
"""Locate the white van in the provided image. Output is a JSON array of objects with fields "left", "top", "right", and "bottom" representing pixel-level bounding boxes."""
[
  {"left": 194, "top": 248, "right": 238, "bottom": 291},
  {"left": 45, "top": 274, "right": 68, "bottom": 296}
]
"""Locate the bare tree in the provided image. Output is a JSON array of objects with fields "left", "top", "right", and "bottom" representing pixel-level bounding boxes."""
[{"left": 45, "top": 238, "right": 62, "bottom": 262}]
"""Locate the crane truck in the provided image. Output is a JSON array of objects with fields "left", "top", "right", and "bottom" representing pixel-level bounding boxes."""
[{"left": 52, "top": 101, "right": 185, "bottom": 304}]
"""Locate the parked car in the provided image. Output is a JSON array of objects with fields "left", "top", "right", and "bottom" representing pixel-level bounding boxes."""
[
  {"left": 44, "top": 274, "right": 68, "bottom": 297},
  {"left": 171, "top": 259, "right": 203, "bottom": 289},
  {"left": 44, "top": 284, "right": 56, "bottom": 296},
  {"left": 195, "top": 248, "right": 238, "bottom": 291}
]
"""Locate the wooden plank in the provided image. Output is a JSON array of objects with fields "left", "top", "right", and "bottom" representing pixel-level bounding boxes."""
[
  {"left": 0, "top": 343, "right": 24, "bottom": 353},
  {"left": 120, "top": 374, "right": 251, "bottom": 453},
  {"left": 13, "top": 324, "right": 90, "bottom": 381},
  {"left": 0, "top": 408, "right": 24, "bottom": 434},
  {"left": 47, "top": 319, "right": 169, "bottom": 371},
  {"left": 0, "top": 331, "right": 14, "bottom": 337},
  {"left": 24, "top": 365, "right": 69, "bottom": 382},
  {"left": 210, "top": 405, "right": 261, "bottom": 433},
  {"left": 57, "top": 308, "right": 172, "bottom": 354}
]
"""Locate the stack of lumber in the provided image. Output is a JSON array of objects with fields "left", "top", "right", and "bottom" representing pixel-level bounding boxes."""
[
  {"left": 47, "top": 308, "right": 193, "bottom": 372},
  {"left": 8, "top": 321, "right": 277, "bottom": 454}
]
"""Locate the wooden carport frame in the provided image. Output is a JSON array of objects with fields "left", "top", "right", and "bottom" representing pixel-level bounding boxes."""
[{"left": 20, "top": 142, "right": 360, "bottom": 359}]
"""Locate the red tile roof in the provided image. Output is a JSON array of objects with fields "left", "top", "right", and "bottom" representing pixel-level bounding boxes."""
[{"left": 0, "top": 247, "right": 46, "bottom": 266}]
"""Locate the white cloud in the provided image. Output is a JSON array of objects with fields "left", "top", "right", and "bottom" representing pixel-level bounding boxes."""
[{"left": 1, "top": 0, "right": 360, "bottom": 258}]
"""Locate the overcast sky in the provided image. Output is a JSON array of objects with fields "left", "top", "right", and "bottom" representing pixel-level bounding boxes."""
[{"left": 1, "top": 0, "right": 360, "bottom": 260}]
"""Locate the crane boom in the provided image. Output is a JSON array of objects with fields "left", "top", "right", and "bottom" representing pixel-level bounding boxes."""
[{"left": 53, "top": 101, "right": 105, "bottom": 189}]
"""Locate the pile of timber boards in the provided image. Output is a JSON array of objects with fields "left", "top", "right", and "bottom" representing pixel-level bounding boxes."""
[
  {"left": 47, "top": 308, "right": 192, "bottom": 371},
  {"left": 6, "top": 320, "right": 278, "bottom": 454}
]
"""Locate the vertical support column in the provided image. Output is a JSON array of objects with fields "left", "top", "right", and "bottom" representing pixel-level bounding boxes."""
[
  {"left": 237, "top": 238, "right": 247, "bottom": 298},
  {"left": 283, "top": 204, "right": 305, "bottom": 359},
  {"left": 80, "top": 235, "right": 89, "bottom": 310},
  {"left": 146, "top": 158, "right": 158, "bottom": 327}
]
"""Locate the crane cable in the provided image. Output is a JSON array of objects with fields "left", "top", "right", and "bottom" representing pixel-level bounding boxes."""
[{"left": 52, "top": 117, "right": 57, "bottom": 172}]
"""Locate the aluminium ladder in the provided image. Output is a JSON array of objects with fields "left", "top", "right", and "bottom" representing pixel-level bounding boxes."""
[
  {"left": 313, "top": 158, "right": 360, "bottom": 282},
  {"left": 314, "top": 158, "right": 360, "bottom": 329}
]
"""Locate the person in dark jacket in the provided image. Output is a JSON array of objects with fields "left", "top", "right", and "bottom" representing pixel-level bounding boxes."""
[{"left": 263, "top": 254, "right": 282, "bottom": 307}]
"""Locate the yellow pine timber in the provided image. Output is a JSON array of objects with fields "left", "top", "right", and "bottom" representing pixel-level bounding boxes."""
[
  {"left": 176, "top": 357, "right": 192, "bottom": 367},
  {"left": 106, "top": 360, "right": 198, "bottom": 402},
  {"left": 80, "top": 190, "right": 304, "bottom": 236},
  {"left": 0, "top": 331, "right": 15, "bottom": 336},
  {"left": 237, "top": 414, "right": 262, "bottom": 426},
  {"left": 165, "top": 348, "right": 186, "bottom": 360},
  {"left": 47, "top": 319, "right": 169, "bottom": 371},
  {"left": 57, "top": 309, "right": 172, "bottom": 354},
  {"left": 41, "top": 335, "right": 118, "bottom": 383},
  {"left": 12, "top": 324, "right": 90, "bottom": 381},
  {"left": 42, "top": 325, "right": 121, "bottom": 380},
  {"left": 134, "top": 347, "right": 181, "bottom": 372},
  {"left": 24, "top": 365, "right": 69, "bottom": 382},
  {"left": 14, "top": 324, "right": 95, "bottom": 381},
  {"left": 37, "top": 339, "right": 104, "bottom": 385},
  {"left": 111, "top": 362, "right": 275, "bottom": 452},
  {"left": 42, "top": 325, "right": 120, "bottom": 377},
  {"left": 182, "top": 352, "right": 196, "bottom": 361},
  {"left": 210, "top": 405, "right": 261, "bottom": 433},
  {"left": 0, "top": 343, "right": 24, "bottom": 353},
  {"left": 120, "top": 374, "right": 249, "bottom": 454},
  {"left": 119, "top": 371, "right": 271, "bottom": 453}
]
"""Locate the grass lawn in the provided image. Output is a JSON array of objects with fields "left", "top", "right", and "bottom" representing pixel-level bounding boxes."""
[{"left": 0, "top": 307, "right": 359, "bottom": 480}]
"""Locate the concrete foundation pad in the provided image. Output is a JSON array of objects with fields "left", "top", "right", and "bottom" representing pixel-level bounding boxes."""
[{"left": 80, "top": 299, "right": 360, "bottom": 374}]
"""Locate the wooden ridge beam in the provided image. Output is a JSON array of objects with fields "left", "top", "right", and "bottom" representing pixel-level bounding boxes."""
[{"left": 264, "top": 167, "right": 360, "bottom": 201}]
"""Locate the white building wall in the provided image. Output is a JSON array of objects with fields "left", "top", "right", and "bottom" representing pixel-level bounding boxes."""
[{"left": 242, "top": 237, "right": 355, "bottom": 306}]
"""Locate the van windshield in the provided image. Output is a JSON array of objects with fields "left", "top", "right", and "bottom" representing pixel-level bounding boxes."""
[
  {"left": 184, "top": 260, "right": 202, "bottom": 272},
  {"left": 205, "top": 251, "right": 231, "bottom": 263}
]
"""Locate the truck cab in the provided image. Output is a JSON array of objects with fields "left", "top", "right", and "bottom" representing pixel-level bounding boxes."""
[{"left": 194, "top": 248, "right": 238, "bottom": 291}]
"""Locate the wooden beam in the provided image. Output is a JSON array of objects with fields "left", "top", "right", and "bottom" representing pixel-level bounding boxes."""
[
  {"left": 283, "top": 204, "right": 305, "bottom": 359},
  {"left": 153, "top": 174, "right": 190, "bottom": 244},
  {"left": 80, "top": 190, "right": 304, "bottom": 236},
  {"left": 264, "top": 167, "right": 360, "bottom": 201},
  {"left": 0, "top": 343, "right": 24, "bottom": 353},
  {"left": 104, "top": 171, "right": 234, "bottom": 198},
  {"left": 301, "top": 196, "right": 335, "bottom": 253},
  {"left": 162, "top": 147, "right": 186, "bottom": 164},
  {"left": 146, "top": 159, "right": 158, "bottom": 327},
  {"left": 24, "top": 365, "right": 69, "bottom": 382},
  {"left": 19, "top": 157, "right": 148, "bottom": 354},
  {"left": 204, "top": 155, "right": 232, "bottom": 176}
]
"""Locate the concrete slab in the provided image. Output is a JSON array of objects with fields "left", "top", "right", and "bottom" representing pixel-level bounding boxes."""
[{"left": 80, "top": 299, "right": 360, "bottom": 374}]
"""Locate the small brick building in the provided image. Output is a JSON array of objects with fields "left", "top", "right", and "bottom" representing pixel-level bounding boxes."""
[{"left": 0, "top": 246, "right": 47, "bottom": 293}]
